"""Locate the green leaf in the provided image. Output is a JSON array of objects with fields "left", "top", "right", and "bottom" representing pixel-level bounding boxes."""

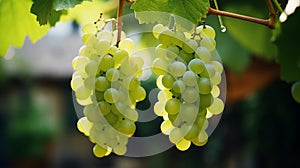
[
  {"left": 53, "top": 0, "right": 87, "bottom": 10},
  {"left": 131, "top": 0, "right": 209, "bottom": 30},
  {"left": 223, "top": 5, "right": 277, "bottom": 60},
  {"left": 0, "top": 0, "right": 49, "bottom": 57},
  {"left": 276, "top": 11, "right": 300, "bottom": 82},
  {"left": 30, "top": 0, "right": 67, "bottom": 26}
]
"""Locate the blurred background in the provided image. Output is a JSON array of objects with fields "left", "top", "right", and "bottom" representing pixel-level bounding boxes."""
[{"left": 0, "top": 0, "right": 300, "bottom": 168}]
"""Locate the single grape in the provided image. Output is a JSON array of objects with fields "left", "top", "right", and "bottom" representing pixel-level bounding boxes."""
[
  {"left": 188, "top": 58, "right": 205, "bottom": 74},
  {"left": 162, "top": 73, "right": 176, "bottom": 89},
  {"left": 130, "top": 86, "right": 146, "bottom": 101},
  {"left": 181, "top": 87, "right": 199, "bottom": 103},
  {"left": 95, "top": 76, "right": 110, "bottom": 92},
  {"left": 106, "top": 68, "right": 120, "bottom": 82},
  {"left": 119, "top": 38, "right": 135, "bottom": 53},
  {"left": 197, "top": 77, "right": 212, "bottom": 94},
  {"left": 98, "top": 101, "right": 111, "bottom": 116},
  {"left": 152, "top": 58, "right": 169, "bottom": 75},
  {"left": 165, "top": 98, "right": 181, "bottom": 115},
  {"left": 160, "top": 120, "right": 174, "bottom": 135},
  {"left": 200, "top": 37, "right": 216, "bottom": 51},
  {"left": 195, "top": 46, "right": 211, "bottom": 63},
  {"left": 77, "top": 117, "right": 93, "bottom": 136},
  {"left": 93, "top": 144, "right": 108, "bottom": 158},
  {"left": 75, "top": 85, "right": 91, "bottom": 100},
  {"left": 175, "top": 138, "right": 191, "bottom": 151},
  {"left": 169, "top": 127, "right": 184, "bottom": 144},
  {"left": 168, "top": 61, "right": 187, "bottom": 77},
  {"left": 104, "top": 88, "right": 120, "bottom": 103},
  {"left": 291, "top": 81, "right": 300, "bottom": 103},
  {"left": 182, "top": 39, "right": 198, "bottom": 53},
  {"left": 99, "top": 55, "right": 114, "bottom": 72},
  {"left": 182, "top": 71, "right": 198, "bottom": 86},
  {"left": 172, "top": 80, "right": 186, "bottom": 94}
]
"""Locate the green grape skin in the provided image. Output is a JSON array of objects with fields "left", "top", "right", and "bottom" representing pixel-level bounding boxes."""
[
  {"left": 200, "top": 37, "right": 216, "bottom": 51},
  {"left": 114, "top": 49, "right": 129, "bottom": 65},
  {"left": 181, "top": 87, "right": 199, "bottom": 103},
  {"left": 182, "top": 71, "right": 198, "bottom": 86},
  {"left": 182, "top": 39, "right": 198, "bottom": 53},
  {"left": 116, "top": 118, "right": 136, "bottom": 136},
  {"left": 162, "top": 73, "right": 176, "bottom": 89},
  {"left": 168, "top": 61, "right": 187, "bottom": 77},
  {"left": 199, "top": 93, "right": 213, "bottom": 110},
  {"left": 199, "top": 25, "right": 216, "bottom": 39},
  {"left": 183, "top": 124, "right": 200, "bottom": 140},
  {"left": 166, "top": 45, "right": 180, "bottom": 60},
  {"left": 153, "top": 24, "right": 169, "bottom": 39},
  {"left": 93, "top": 144, "right": 108, "bottom": 158},
  {"left": 178, "top": 50, "right": 193, "bottom": 64},
  {"left": 188, "top": 58, "right": 205, "bottom": 74},
  {"left": 130, "top": 86, "right": 146, "bottom": 102},
  {"left": 98, "top": 101, "right": 111, "bottom": 116},
  {"left": 197, "top": 77, "right": 212, "bottom": 94},
  {"left": 179, "top": 103, "right": 198, "bottom": 124},
  {"left": 95, "top": 76, "right": 110, "bottom": 92},
  {"left": 95, "top": 91, "right": 104, "bottom": 101},
  {"left": 99, "top": 55, "right": 114, "bottom": 72},
  {"left": 169, "top": 127, "right": 183, "bottom": 144},
  {"left": 104, "top": 88, "right": 120, "bottom": 104},
  {"left": 195, "top": 46, "right": 211, "bottom": 63},
  {"left": 292, "top": 81, "right": 300, "bottom": 103},
  {"left": 105, "top": 112, "right": 119, "bottom": 125},
  {"left": 172, "top": 80, "right": 186, "bottom": 94},
  {"left": 83, "top": 104, "right": 100, "bottom": 122},
  {"left": 106, "top": 68, "right": 120, "bottom": 82},
  {"left": 165, "top": 98, "right": 181, "bottom": 115},
  {"left": 75, "top": 85, "right": 91, "bottom": 100}
]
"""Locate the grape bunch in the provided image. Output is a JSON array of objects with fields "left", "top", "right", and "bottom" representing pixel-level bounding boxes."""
[
  {"left": 152, "top": 24, "right": 225, "bottom": 151},
  {"left": 71, "top": 18, "right": 146, "bottom": 157}
]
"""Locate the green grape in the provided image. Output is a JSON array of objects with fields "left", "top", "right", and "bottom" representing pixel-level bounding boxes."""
[
  {"left": 72, "top": 56, "right": 90, "bottom": 71},
  {"left": 166, "top": 45, "right": 180, "bottom": 60},
  {"left": 94, "top": 40, "right": 111, "bottom": 56},
  {"left": 119, "top": 38, "right": 134, "bottom": 54},
  {"left": 197, "top": 77, "right": 212, "bottom": 94},
  {"left": 182, "top": 87, "right": 199, "bottom": 103},
  {"left": 95, "top": 91, "right": 104, "bottom": 101},
  {"left": 122, "top": 108, "right": 138, "bottom": 121},
  {"left": 178, "top": 50, "right": 194, "bottom": 64},
  {"left": 75, "top": 85, "right": 91, "bottom": 100},
  {"left": 179, "top": 103, "right": 198, "bottom": 124},
  {"left": 84, "top": 76, "right": 95, "bottom": 90},
  {"left": 158, "top": 30, "right": 175, "bottom": 46},
  {"left": 113, "top": 145, "right": 127, "bottom": 156},
  {"left": 152, "top": 58, "right": 169, "bottom": 75},
  {"left": 98, "top": 101, "right": 111, "bottom": 116},
  {"left": 153, "top": 24, "right": 169, "bottom": 39},
  {"left": 104, "top": 88, "right": 120, "bottom": 103},
  {"left": 182, "top": 39, "right": 198, "bottom": 53},
  {"left": 95, "top": 76, "right": 110, "bottom": 92},
  {"left": 78, "top": 45, "right": 96, "bottom": 58},
  {"left": 175, "top": 138, "right": 191, "bottom": 151},
  {"left": 160, "top": 120, "right": 174, "bottom": 135},
  {"left": 106, "top": 68, "right": 120, "bottom": 82},
  {"left": 208, "top": 98, "right": 224, "bottom": 115},
  {"left": 291, "top": 81, "right": 300, "bottom": 103},
  {"left": 93, "top": 144, "right": 108, "bottom": 158},
  {"left": 105, "top": 112, "right": 118, "bottom": 125},
  {"left": 168, "top": 61, "right": 187, "bottom": 77},
  {"left": 84, "top": 104, "right": 100, "bottom": 122},
  {"left": 82, "top": 33, "right": 94, "bottom": 45},
  {"left": 195, "top": 46, "right": 211, "bottom": 63},
  {"left": 97, "top": 30, "right": 113, "bottom": 43},
  {"left": 184, "top": 124, "right": 199, "bottom": 140},
  {"left": 85, "top": 60, "right": 98, "bottom": 76},
  {"left": 165, "top": 98, "right": 181, "bottom": 115},
  {"left": 188, "top": 58, "right": 205, "bottom": 74},
  {"left": 182, "top": 71, "right": 198, "bottom": 86},
  {"left": 154, "top": 102, "right": 167, "bottom": 116},
  {"left": 199, "top": 25, "right": 216, "bottom": 39},
  {"left": 199, "top": 93, "right": 213, "bottom": 109},
  {"left": 123, "top": 76, "right": 140, "bottom": 91},
  {"left": 169, "top": 127, "right": 184, "bottom": 144},
  {"left": 130, "top": 86, "right": 146, "bottom": 101},
  {"left": 71, "top": 76, "right": 84, "bottom": 91},
  {"left": 162, "top": 73, "right": 176, "bottom": 89},
  {"left": 119, "top": 59, "right": 139, "bottom": 76},
  {"left": 211, "top": 61, "right": 224, "bottom": 73},
  {"left": 82, "top": 23, "right": 97, "bottom": 34},
  {"left": 158, "top": 90, "right": 172, "bottom": 102},
  {"left": 172, "top": 80, "right": 186, "bottom": 93},
  {"left": 114, "top": 49, "right": 129, "bottom": 65},
  {"left": 112, "top": 30, "right": 126, "bottom": 44},
  {"left": 77, "top": 117, "right": 93, "bottom": 136},
  {"left": 200, "top": 37, "right": 216, "bottom": 51},
  {"left": 116, "top": 118, "right": 136, "bottom": 136},
  {"left": 211, "top": 72, "right": 222, "bottom": 85},
  {"left": 99, "top": 55, "right": 114, "bottom": 72},
  {"left": 205, "top": 64, "right": 216, "bottom": 78}
]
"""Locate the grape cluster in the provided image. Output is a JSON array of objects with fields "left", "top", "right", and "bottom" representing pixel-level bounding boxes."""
[
  {"left": 152, "top": 24, "right": 225, "bottom": 151},
  {"left": 71, "top": 18, "right": 146, "bottom": 157}
]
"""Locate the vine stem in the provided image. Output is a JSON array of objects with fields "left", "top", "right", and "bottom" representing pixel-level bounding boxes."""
[
  {"left": 207, "top": 0, "right": 276, "bottom": 29},
  {"left": 117, "top": 0, "right": 126, "bottom": 46}
]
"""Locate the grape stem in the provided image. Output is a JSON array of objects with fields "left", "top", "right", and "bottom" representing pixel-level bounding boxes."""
[
  {"left": 207, "top": 0, "right": 276, "bottom": 29},
  {"left": 117, "top": 0, "right": 126, "bottom": 46}
]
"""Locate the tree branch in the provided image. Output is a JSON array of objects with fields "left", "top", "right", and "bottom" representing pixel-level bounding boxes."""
[
  {"left": 117, "top": 0, "right": 126, "bottom": 46},
  {"left": 207, "top": 0, "right": 276, "bottom": 29}
]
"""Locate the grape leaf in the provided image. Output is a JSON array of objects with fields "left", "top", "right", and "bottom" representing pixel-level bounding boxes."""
[
  {"left": 54, "top": 0, "right": 89, "bottom": 10},
  {"left": 0, "top": 0, "right": 49, "bottom": 57},
  {"left": 276, "top": 11, "right": 300, "bottom": 82},
  {"left": 30, "top": 0, "right": 67, "bottom": 26},
  {"left": 131, "top": 0, "right": 209, "bottom": 30},
  {"left": 223, "top": 5, "right": 277, "bottom": 60}
]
